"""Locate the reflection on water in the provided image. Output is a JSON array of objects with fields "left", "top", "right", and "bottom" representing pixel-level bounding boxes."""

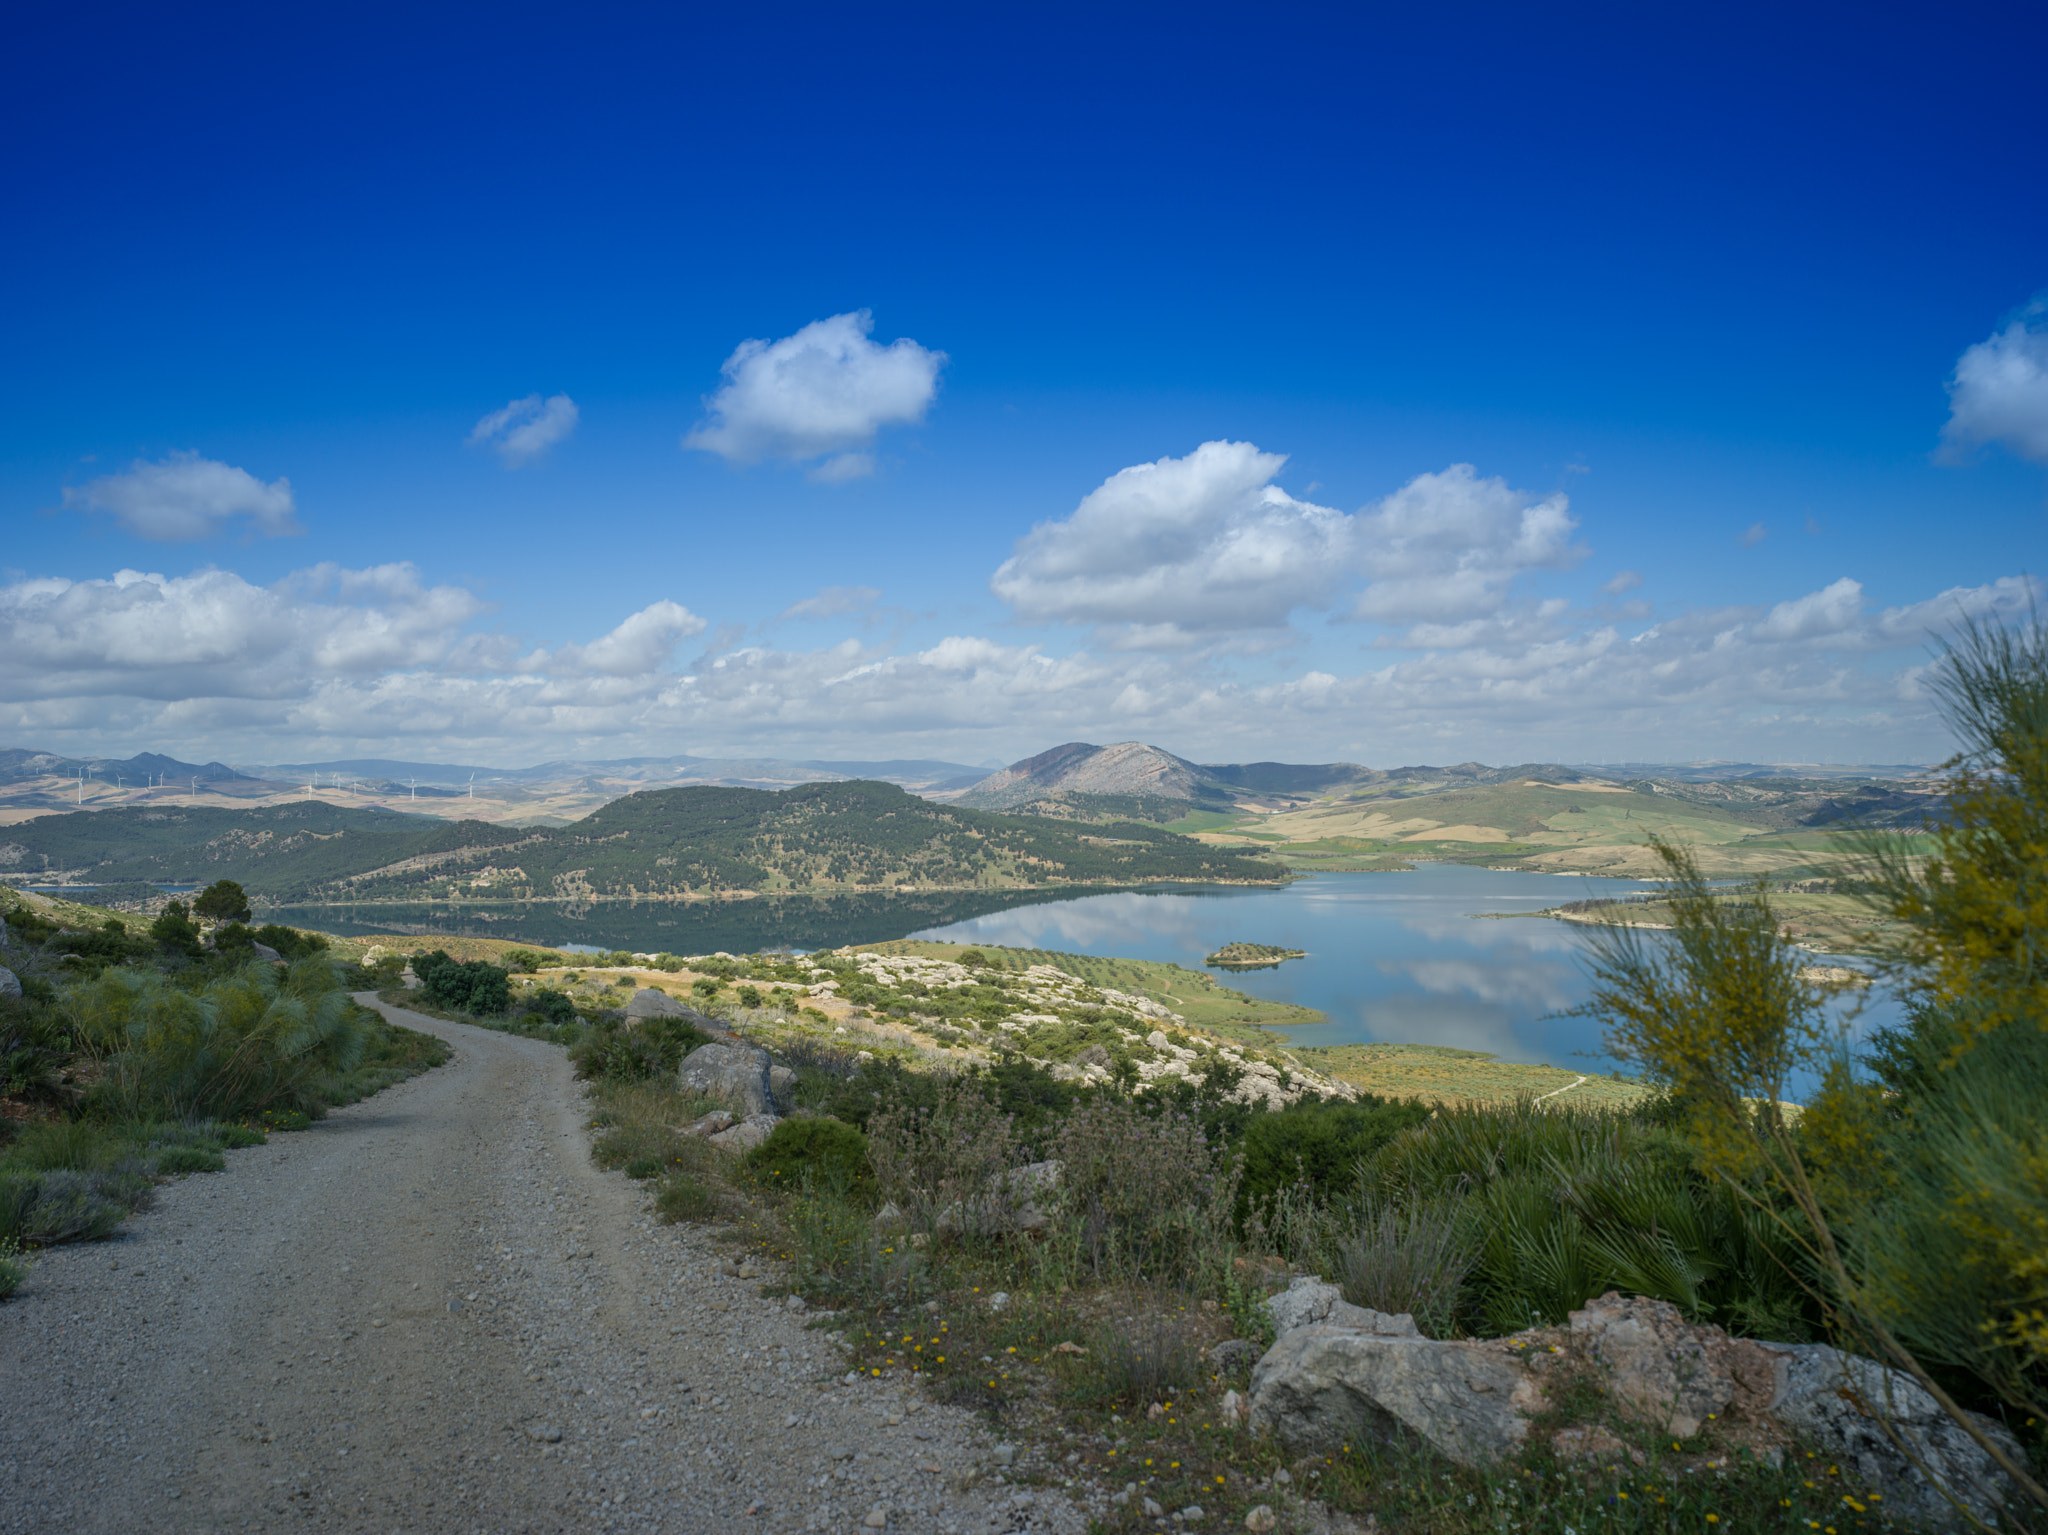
[
  {"left": 911, "top": 865, "right": 1900, "bottom": 1079},
  {"left": 271, "top": 865, "right": 1897, "bottom": 1082},
  {"left": 263, "top": 886, "right": 1144, "bottom": 957}
]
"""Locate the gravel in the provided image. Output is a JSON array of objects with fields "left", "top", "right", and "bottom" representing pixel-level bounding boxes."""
[{"left": 0, "top": 994, "right": 1087, "bottom": 1534}]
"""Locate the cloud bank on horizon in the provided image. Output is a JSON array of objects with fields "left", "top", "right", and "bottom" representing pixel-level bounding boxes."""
[{"left": 8, "top": 295, "right": 2044, "bottom": 768}]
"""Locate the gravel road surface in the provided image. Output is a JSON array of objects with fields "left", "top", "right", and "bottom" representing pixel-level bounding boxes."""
[{"left": 0, "top": 996, "right": 1089, "bottom": 1535}]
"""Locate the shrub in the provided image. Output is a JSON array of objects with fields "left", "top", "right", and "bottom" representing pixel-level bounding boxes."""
[
  {"left": 745, "top": 1117, "right": 871, "bottom": 1192},
  {"left": 0, "top": 1169, "right": 139, "bottom": 1245},
  {"left": 1329, "top": 1197, "right": 1475, "bottom": 1338},
  {"left": 569, "top": 1014, "right": 711, "bottom": 1083},
  {"left": 1359, "top": 1098, "right": 1808, "bottom": 1336},
  {"left": 68, "top": 958, "right": 373, "bottom": 1122},
  {"left": 254, "top": 924, "right": 328, "bottom": 960},
  {"left": 1068, "top": 1313, "right": 1205, "bottom": 1408},
  {"left": 412, "top": 951, "right": 510, "bottom": 1015},
  {"left": 1236, "top": 1094, "right": 1432, "bottom": 1218},
  {"left": 154, "top": 1144, "right": 225, "bottom": 1175},
  {"left": 655, "top": 1169, "right": 718, "bottom": 1222},
  {"left": 527, "top": 988, "right": 577, "bottom": 1023},
  {"left": 1052, "top": 1095, "right": 1238, "bottom": 1287},
  {"left": 149, "top": 901, "right": 202, "bottom": 955},
  {"left": 867, "top": 1075, "right": 1018, "bottom": 1240}
]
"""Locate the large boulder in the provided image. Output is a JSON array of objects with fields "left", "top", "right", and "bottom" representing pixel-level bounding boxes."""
[
  {"left": 768, "top": 1063, "right": 798, "bottom": 1112},
  {"left": 1249, "top": 1326, "right": 1547, "bottom": 1464},
  {"left": 626, "top": 987, "right": 698, "bottom": 1021},
  {"left": 1566, "top": 1291, "right": 1753, "bottom": 1438},
  {"left": 0, "top": 966, "right": 20, "bottom": 1001},
  {"left": 678, "top": 1040, "right": 773, "bottom": 1115}
]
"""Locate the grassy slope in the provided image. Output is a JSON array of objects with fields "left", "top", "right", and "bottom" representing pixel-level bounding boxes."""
[
  {"left": 1188, "top": 779, "right": 1881, "bottom": 877},
  {"left": 1296, "top": 1041, "right": 1650, "bottom": 1107}
]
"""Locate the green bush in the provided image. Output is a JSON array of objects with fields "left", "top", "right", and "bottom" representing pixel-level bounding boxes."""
[
  {"left": 569, "top": 1014, "right": 711, "bottom": 1083},
  {"left": 154, "top": 1144, "right": 225, "bottom": 1174},
  {"left": 527, "top": 988, "right": 577, "bottom": 1023},
  {"left": 412, "top": 951, "right": 510, "bottom": 1015},
  {"left": 192, "top": 879, "right": 252, "bottom": 924},
  {"left": 148, "top": 901, "right": 202, "bottom": 956},
  {"left": 745, "top": 1116, "right": 871, "bottom": 1192},
  {"left": 0, "top": 1237, "right": 26, "bottom": 1299},
  {"left": 1236, "top": 1094, "right": 1432, "bottom": 1216},
  {"left": 1360, "top": 1098, "right": 1809, "bottom": 1337},
  {"left": 68, "top": 958, "right": 373, "bottom": 1122}
]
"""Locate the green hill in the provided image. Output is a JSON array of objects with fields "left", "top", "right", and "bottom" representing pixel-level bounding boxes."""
[{"left": 3, "top": 781, "right": 1285, "bottom": 904}]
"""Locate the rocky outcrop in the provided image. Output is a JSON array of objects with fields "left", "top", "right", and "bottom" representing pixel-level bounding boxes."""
[
  {"left": 678, "top": 1041, "right": 774, "bottom": 1116},
  {"left": 1245, "top": 1289, "right": 2023, "bottom": 1524},
  {"left": 707, "top": 1113, "right": 779, "bottom": 1153},
  {"left": 1249, "top": 1325, "right": 1548, "bottom": 1464},
  {"left": 1764, "top": 1339, "right": 2024, "bottom": 1524},
  {"left": 0, "top": 966, "right": 21, "bottom": 1001},
  {"left": 936, "top": 1159, "right": 1063, "bottom": 1236},
  {"left": 1264, "top": 1276, "right": 1420, "bottom": 1340}
]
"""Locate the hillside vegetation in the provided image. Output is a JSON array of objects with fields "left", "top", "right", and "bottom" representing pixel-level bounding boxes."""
[{"left": 2, "top": 780, "right": 1284, "bottom": 905}]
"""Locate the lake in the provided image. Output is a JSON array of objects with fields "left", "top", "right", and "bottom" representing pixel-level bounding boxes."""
[{"left": 273, "top": 865, "right": 1896, "bottom": 1079}]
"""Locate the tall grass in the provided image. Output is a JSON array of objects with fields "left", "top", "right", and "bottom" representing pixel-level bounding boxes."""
[{"left": 70, "top": 958, "right": 371, "bottom": 1121}]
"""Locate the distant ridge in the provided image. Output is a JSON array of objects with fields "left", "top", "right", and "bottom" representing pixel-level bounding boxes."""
[
  {"left": 953, "top": 742, "right": 1598, "bottom": 816},
  {"left": 0, "top": 748, "right": 248, "bottom": 787}
]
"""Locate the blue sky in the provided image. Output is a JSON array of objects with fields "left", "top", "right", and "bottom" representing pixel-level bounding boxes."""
[{"left": 3, "top": 1, "right": 2044, "bottom": 769}]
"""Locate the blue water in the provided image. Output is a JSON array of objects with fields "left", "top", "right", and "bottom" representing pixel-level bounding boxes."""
[{"left": 910, "top": 865, "right": 1899, "bottom": 1081}]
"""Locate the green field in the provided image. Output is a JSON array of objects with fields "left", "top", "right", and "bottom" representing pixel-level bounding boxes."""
[{"left": 1187, "top": 775, "right": 1929, "bottom": 878}]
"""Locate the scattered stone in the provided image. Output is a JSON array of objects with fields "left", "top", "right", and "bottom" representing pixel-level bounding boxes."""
[
  {"left": 1180, "top": 1506, "right": 1205, "bottom": 1521},
  {"left": 706, "top": 1113, "right": 779, "bottom": 1154},
  {"left": 784, "top": 1294, "right": 807, "bottom": 1312},
  {"left": 1051, "top": 1340, "right": 1086, "bottom": 1356},
  {"left": 1147, "top": 1402, "right": 1166, "bottom": 1421},
  {"left": 1208, "top": 1340, "right": 1261, "bottom": 1374},
  {"left": 1244, "top": 1505, "right": 1277, "bottom": 1532},
  {"left": 1219, "top": 1388, "right": 1247, "bottom": 1425},
  {"left": 524, "top": 1424, "right": 563, "bottom": 1443},
  {"left": 991, "top": 1443, "right": 1016, "bottom": 1467},
  {"left": 987, "top": 1291, "right": 1009, "bottom": 1312},
  {"left": 861, "top": 1509, "right": 887, "bottom": 1529},
  {"left": 681, "top": 1109, "right": 736, "bottom": 1138},
  {"left": 250, "top": 941, "right": 283, "bottom": 962},
  {"left": 1143, "top": 1497, "right": 1165, "bottom": 1517}
]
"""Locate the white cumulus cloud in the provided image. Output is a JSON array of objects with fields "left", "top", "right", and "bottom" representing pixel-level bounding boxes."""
[
  {"left": 62, "top": 453, "right": 300, "bottom": 541},
  {"left": 683, "top": 311, "right": 944, "bottom": 478},
  {"left": 1351, "top": 464, "right": 1583, "bottom": 627},
  {"left": 1942, "top": 302, "right": 2048, "bottom": 465},
  {"left": 468, "top": 393, "right": 580, "bottom": 465},
  {"left": 990, "top": 440, "right": 1353, "bottom": 644}
]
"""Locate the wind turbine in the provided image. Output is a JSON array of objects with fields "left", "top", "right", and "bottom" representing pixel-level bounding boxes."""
[
  {"left": 468, "top": 772, "right": 476, "bottom": 802},
  {"left": 409, "top": 777, "right": 418, "bottom": 801}
]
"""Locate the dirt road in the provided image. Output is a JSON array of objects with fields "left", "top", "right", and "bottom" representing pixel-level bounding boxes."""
[{"left": 0, "top": 997, "right": 1087, "bottom": 1534}]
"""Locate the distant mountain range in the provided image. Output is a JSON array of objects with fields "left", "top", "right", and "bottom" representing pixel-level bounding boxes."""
[
  {"left": 0, "top": 749, "right": 250, "bottom": 787},
  {"left": 952, "top": 741, "right": 1607, "bottom": 818},
  {"left": 241, "top": 753, "right": 993, "bottom": 792}
]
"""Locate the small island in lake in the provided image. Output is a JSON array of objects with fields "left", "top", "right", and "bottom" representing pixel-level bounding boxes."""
[{"left": 1205, "top": 941, "right": 1307, "bottom": 969}]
